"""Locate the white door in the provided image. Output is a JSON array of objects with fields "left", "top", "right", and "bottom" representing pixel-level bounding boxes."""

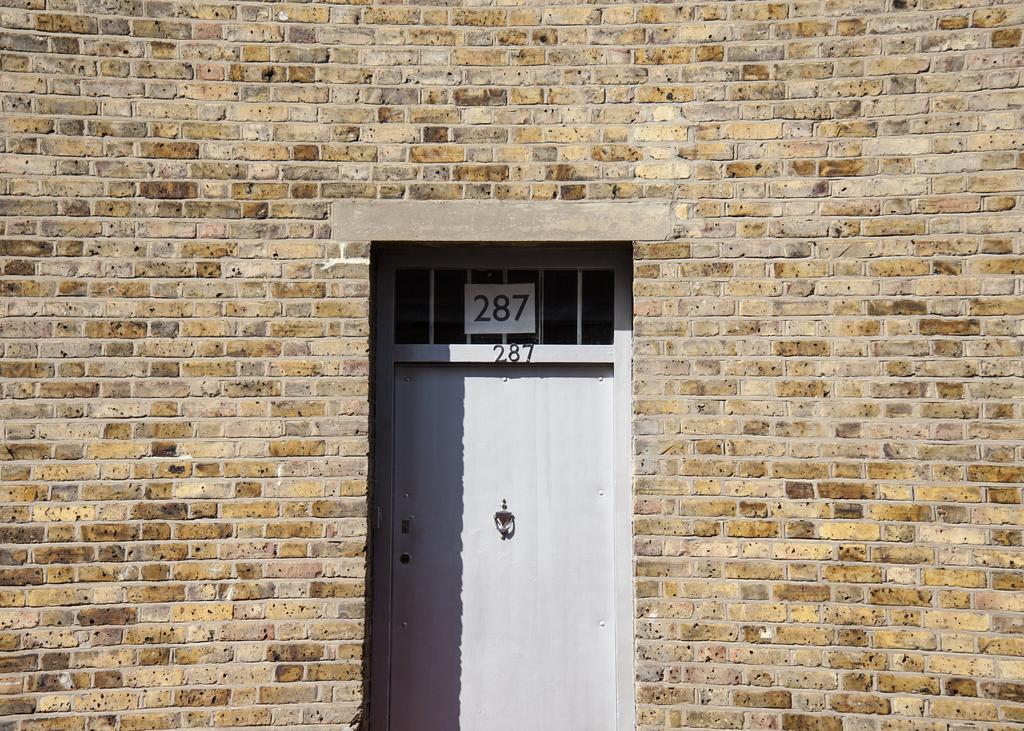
[{"left": 389, "top": 364, "right": 617, "bottom": 730}]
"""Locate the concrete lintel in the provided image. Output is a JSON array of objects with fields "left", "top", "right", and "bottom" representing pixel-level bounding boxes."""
[{"left": 333, "top": 200, "right": 673, "bottom": 242}]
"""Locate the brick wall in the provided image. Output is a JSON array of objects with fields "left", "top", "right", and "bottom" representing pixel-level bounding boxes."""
[{"left": 1, "top": 1, "right": 1023, "bottom": 730}]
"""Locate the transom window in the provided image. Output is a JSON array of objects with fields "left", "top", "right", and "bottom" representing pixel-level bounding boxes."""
[{"left": 394, "top": 268, "right": 614, "bottom": 345}]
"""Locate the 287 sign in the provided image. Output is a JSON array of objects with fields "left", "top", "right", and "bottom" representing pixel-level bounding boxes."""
[{"left": 464, "top": 283, "right": 536, "bottom": 335}]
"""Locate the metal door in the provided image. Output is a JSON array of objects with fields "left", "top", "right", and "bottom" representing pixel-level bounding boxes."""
[
  {"left": 389, "top": 364, "right": 616, "bottom": 730},
  {"left": 372, "top": 246, "right": 634, "bottom": 731}
]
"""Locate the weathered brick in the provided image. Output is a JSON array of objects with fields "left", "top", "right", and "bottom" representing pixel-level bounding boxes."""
[{"left": 1, "top": 4, "right": 1021, "bottom": 731}]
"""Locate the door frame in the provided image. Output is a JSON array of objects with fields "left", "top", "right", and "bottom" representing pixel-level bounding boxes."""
[{"left": 370, "top": 244, "right": 634, "bottom": 730}]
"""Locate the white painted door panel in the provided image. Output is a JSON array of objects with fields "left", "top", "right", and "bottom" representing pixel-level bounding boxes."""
[{"left": 390, "top": 365, "right": 616, "bottom": 731}]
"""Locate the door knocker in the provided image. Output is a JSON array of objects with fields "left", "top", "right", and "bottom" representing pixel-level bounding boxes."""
[{"left": 493, "top": 499, "right": 515, "bottom": 540}]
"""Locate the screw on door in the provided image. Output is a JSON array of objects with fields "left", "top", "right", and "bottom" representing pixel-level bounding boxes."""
[{"left": 493, "top": 499, "right": 515, "bottom": 540}]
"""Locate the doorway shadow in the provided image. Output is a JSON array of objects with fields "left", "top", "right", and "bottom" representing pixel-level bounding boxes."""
[{"left": 383, "top": 364, "right": 465, "bottom": 730}]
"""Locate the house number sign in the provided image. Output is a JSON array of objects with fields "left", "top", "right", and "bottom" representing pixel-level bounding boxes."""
[{"left": 464, "top": 283, "right": 536, "bottom": 335}]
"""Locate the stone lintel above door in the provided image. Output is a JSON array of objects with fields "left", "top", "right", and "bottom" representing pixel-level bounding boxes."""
[{"left": 333, "top": 200, "right": 674, "bottom": 242}]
